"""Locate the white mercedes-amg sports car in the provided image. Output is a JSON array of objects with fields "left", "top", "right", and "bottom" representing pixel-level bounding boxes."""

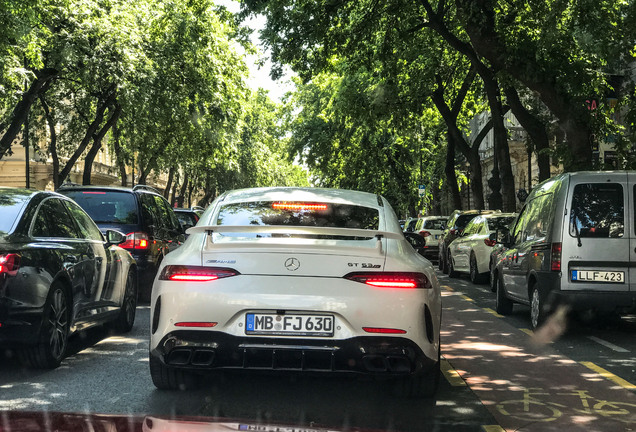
[{"left": 149, "top": 187, "right": 441, "bottom": 397}]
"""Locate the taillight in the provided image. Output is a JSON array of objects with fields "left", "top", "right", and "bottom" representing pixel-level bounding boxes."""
[
  {"left": 0, "top": 254, "right": 20, "bottom": 276},
  {"left": 345, "top": 272, "right": 431, "bottom": 289},
  {"left": 449, "top": 228, "right": 457, "bottom": 235},
  {"left": 484, "top": 239, "right": 497, "bottom": 247},
  {"left": 272, "top": 202, "right": 328, "bottom": 211},
  {"left": 419, "top": 230, "right": 431, "bottom": 237},
  {"left": 551, "top": 242, "right": 562, "bottom": 272},
  {"left": 159, "top": 266, "right": 239, "bottom": 282},
  {"left": 120, "top": 232, "right": 149, "bottom": 250}
]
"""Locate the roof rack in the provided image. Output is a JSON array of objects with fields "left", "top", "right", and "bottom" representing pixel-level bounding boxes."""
[{"left": 133, "top": 184, "right": 162, "bottom": 195}]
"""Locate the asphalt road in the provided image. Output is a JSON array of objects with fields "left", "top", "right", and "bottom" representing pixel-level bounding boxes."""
[{"left": 1, "top": 270, "right": 636, "bottom": 431}]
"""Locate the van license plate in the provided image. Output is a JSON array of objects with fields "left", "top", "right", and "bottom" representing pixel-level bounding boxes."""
[
  {"left": 571, "top": 270, "right": 625, "bottom": 283},
  {"left": 245, "top": 313, "right": 334, "bottom": 336}
]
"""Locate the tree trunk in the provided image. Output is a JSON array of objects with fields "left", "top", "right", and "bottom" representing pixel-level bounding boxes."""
[
  {"left": 58, "top": 89, "right": 116, "bottom": 185},
  {"left": 445, "top": 134, "right": 462, "bottom": 210},
  {"left": 111, "top": 124, "right": 128, "bottom": 186},
  {"left": 83, "top": 104, "right": 121, "bottom": 185},
  {"left": 0, "top": 68, "right": 58, "bottom": 160},
  {"left": 198, "top": 174, "right": 215, "bottom": 206},
  {"left": 178, "top": 174, "right": 189, "bottom": 208},
  {"left": 504, "top": 87, "right": 551, "bottom": 182},
  {"left": 164, "top": 167, "right": 175, "bottom": 199},
  {"left": 39, "top": 95, "right": 60, "bottom": 189}
]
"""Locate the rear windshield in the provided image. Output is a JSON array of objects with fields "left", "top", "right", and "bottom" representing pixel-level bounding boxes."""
[
  {"left": 216, "top": 201, "right": 379, "bottom": 234},
  {"left": 570, "top": 183, "right": 624, "bottom": 238},
  {"left": 487, "top": 216, "right": 516, "bottom": 232},
  {"left": 455, "top": 214, "right": 478, "bottom": 229},
  {"left": 0, "top": 191, "right": 29, "bottom": 234},
  {"left": 423, "top": 219, "right": 445, "bottom": 230},
  {"left": 62, "top": 190, "right": 139, "bottom": 225}
]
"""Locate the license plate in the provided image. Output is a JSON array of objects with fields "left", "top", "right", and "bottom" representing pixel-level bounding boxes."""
[
  {"left": 245, "top": 313, "right": 334, "bottom": 336},
  {"left": 571, "top": 270, "right": 625, "bottom": 283}
]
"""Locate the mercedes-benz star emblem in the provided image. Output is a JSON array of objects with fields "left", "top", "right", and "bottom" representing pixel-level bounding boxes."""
[{"left": 284, "top": 257, "right": 300, "bottom": 271}]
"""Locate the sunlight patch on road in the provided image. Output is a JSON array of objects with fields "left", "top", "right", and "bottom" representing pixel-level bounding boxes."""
[{"left": 461, "top": 295, "right": 474, "bottom": 302}]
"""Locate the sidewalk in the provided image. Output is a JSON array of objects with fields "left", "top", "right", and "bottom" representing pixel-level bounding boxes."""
[{"left": 441, "top": 286, "right": 636, "bottom": 432}]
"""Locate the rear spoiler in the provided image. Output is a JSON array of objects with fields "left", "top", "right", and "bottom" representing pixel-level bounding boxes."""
[{"left": 186, "top": 225, "right": 404, "bottom": 252}]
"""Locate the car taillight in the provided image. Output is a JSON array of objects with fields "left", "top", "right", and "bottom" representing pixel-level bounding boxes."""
[
  {"left": 551, "top": 242, "right": 562, "bottom": 272},
  {"left": 272, "top": 202, "right": 328, "bottom": 211},
  {"left": 120, "top": 232, "right": 149, "bottom": 250},
  {"left": 344, "top": 272, "right": 431, "bottom": 289},
  {"left": 449, "top": 228, "right": 457, "bottom": 235},
  {"left": 419, "top": 230, "right": 431, "bottom": 237},
  {"left": 484, "top": 238, "right": 497, "bottom": 247},
  {"left": 0, "top": 254, "right": 20, "bottom": 276},
  {"left": 159, "top": 266, "right": 239, "bottom": 282}
]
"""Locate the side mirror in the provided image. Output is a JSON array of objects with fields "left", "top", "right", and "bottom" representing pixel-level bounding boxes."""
[
  {"left": 492, "top": 228, "right": 512, "bottom": 247},
  {"left": 105, "top": 230, "right": 126, "bottom": 246}
]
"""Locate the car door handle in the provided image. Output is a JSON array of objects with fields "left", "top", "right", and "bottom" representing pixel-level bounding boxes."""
[{"left": 65, "top": 255, "right": 78, "bottom": 263}]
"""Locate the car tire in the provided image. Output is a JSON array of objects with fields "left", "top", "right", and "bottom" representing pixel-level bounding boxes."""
[
  {"left": 20, "top": 283, "right": 70, "bottom": 369},
  {"left": 489, "top": 263, "right": 497, "bottom": 292},
  {"left": 530, "top": 282, "right": 548, "bottom": 330},
  {"left": 112, "top": 269, "right": 137, "bottom": 333},
  {"left": 495, "top": 274, "right": 513, "bottom": 315},
  {"left": 469, "top": 253, "right": 487, "bottom": 284},
  {"left": 447, "top": 251, "right": 458, "bottom": 278},
  {"left": 149, "top": 354, "right": 199, "bottom": 390}
]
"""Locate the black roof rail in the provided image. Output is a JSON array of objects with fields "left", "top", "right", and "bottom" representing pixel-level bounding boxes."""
[{"left": 132, "top": 184, "right": 162, "bottom": 195}]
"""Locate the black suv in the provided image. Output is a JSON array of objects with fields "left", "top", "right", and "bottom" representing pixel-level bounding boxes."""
[
  {"left": 173, "top": 206, "right": 204, "bottom": 230},
  {"left": 438, "top": 209, "right": 498, "bottom": 274},
  {"left": 59, "top": 185, "right": 185, "bottom": 301}
]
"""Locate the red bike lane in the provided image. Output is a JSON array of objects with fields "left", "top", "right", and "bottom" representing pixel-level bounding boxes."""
[{"left": 441, "top": 286, "right": 636, "bottom": 432}]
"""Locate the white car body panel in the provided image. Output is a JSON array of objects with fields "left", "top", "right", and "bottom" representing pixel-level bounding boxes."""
[{"left": 149, "top": 187, "right": 441, "bottom": 394}]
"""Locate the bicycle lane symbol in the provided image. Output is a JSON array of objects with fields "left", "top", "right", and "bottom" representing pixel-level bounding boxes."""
[{"left": 496, "top": 387, "right": 636, "bottom": 423}]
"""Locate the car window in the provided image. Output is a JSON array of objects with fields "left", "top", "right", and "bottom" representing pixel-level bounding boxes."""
[
  {"left": 0, "top": 190, "right": 30, "bottom": 234},
  {"left": 462, "top": 218, "right": 480, "bottom": 235},
  {"left": 216, "top": 201, "right": 379, "bottom": 230},
  {"left": 63, "top": 200, "right": 104, "bottom": 241},
  {"left": 176, "top": 212, "right": 198, "bottom": 228},
  {"left": 63, "top": 190, "right": 139, "bottom": 224},
  {"left": 569, "top": 183, "right": 624, "bottom": 238},
  {"left": 32, "top": 198, "right": 79, "bottom": 239},
  {"left": 520, "top": 194, "right": 553, "bottom": 242},
  {"left": 487, "top": 216, "right": 516, "bottom": 233},
  {"left": 153, "top": 195, "right": 178, "bottom": 230},
  {"left": 423, "top": 218, "right": 445, "bottom": 230},
  {"left": 455, "top": 214, "right": 477, "bottom": 230},
  {"left": 140, "top": 193, "right": 158, "bottom": 228}
]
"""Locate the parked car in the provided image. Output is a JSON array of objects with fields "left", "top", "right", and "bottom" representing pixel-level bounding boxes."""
[
  {"left": 0, "top": 188, "right": 137, "bottom": 369},
  {"left": 403, "top": 217, "right": 419, "bottom": 233},
  {"left": 491, "top": 172, "right": 636, "bottom": 329},
  {"left": 447, "top": 213, "right": 517, "bottom": 283},
  {"left": 438, "top": 209, "right": 498, "bottom": 274},
  {"left": 149, "top": 187, "right": 442, "bottom": 398},
  {"left": 58, "top": 185, "right": 185, "bottom": 301},
  {"left": 413, "top": 216, "right": 447, "bottom": 263},
  {"left": 173, "top": 207, "right": 202, "bottom": 231}
]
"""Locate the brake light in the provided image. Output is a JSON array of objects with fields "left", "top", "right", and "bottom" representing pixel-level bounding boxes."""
[
  {"left": 345, "top": 272, "right": 431, "bottom": 289},
  {"left": 363, "top": 327, "right": 407, "bottom": 334},
  {"left": 272, "top": 202, "right": 328, "bottom": 211},
  {"left": 159, "top": 266, "right": 239, "bottom": 282},
  {"left": 0, "top": 254, "right": 20, "bottom": 276},
  {"left": 419, "top": 230, "right": 431, "bottom": 237},
  {"left": 449, "top": 228, "right": 457, "bottom": 235},
  {"left": 120, "top": 232, "right": 149, "bottom": 250},
  {"left": 484, "top": 238, "right": 497, "bottom": 247},
  {"left": 551, "top": 242, "right": 562, "bottom": 272}
]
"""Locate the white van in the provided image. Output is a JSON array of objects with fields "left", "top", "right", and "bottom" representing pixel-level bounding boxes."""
[{"left": 491, "top": 171, "right": 636, "bottom": 329}]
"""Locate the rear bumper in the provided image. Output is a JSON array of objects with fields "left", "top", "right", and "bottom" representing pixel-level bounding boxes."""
[
  {"left": 150, "top": 330, "right": 437, "bottom": 376},
  {"left": 0, "top": 302, "right": 43, "bottom": 345}
]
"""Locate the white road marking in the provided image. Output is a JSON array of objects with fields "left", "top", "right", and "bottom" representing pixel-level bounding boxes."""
[{"left": 587, "top": 336, "right": 629, "bottom": 353}]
